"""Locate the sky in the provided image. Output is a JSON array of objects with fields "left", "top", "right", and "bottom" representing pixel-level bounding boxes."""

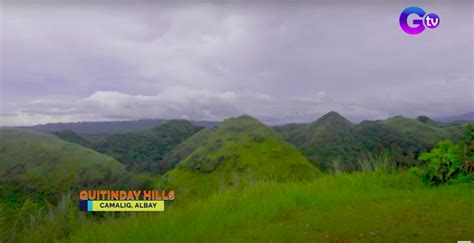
[{"left": 1, "top": 0, "right": 473, "bottom": 126}]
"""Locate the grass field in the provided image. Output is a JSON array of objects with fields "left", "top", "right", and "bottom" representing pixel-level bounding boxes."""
[{"left": 55, "top": 172, "right": 474, "bottom": 242}]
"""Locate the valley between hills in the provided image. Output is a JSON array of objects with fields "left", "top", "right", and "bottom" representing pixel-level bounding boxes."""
[{"left": 1, "top": 111, "right": 473, "bottom": 242}]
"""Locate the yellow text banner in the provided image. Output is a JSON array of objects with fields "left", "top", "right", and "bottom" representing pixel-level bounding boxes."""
[{"left": 90, "top": 200, "right": 164, "bottom": 211}]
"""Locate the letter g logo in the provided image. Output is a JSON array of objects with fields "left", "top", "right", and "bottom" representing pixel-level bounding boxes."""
[
  {"left": 399, "top": 6, "right": 440, "bottom": 35},
  {"left": 399, "top": 6, "right": 426, "bottom": 35}
]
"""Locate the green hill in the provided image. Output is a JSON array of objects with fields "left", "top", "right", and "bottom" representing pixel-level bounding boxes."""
[
  {"left": 160, "top": 115, "right": 319, "bottom": 198},
  {"left": 302, "top": 112, "right": 359, "bottom": 170},
  {"left": 95, "top": 120, "right": 203, "bottom": 173},
  {"left": 0, "top": 129, "right": 130, "bottom": 241},
  {"left": 274, "top": 112, "right": 469, "bottom": 171},
  {"left": 379, "top": 116, "right": 448, "bottom": 142},
  {"left": 274, "top": 112, "right": 361, "bottom": 170},
  {"left": 0, "top": 129, "right": 127, "bottom": 193}
]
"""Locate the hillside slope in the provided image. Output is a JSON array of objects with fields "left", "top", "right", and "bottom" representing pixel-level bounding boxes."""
[
  {"left": 52, "top": 130, "right": 93, "bottom": 148},
  {"left": 0, "top": 129, "right": 127, "bottom": 193},
  {"left": 0, "top": 129, "right": 130, "bottom": 241},
  {"left": 160, "top": 115, "right": 319, "bottom": 198},
  {"left": 160, "top": 128, "right": 213, "bottom": 169},
  {"left": 95, "top": 120, "right": 203, "bottom": 173}
]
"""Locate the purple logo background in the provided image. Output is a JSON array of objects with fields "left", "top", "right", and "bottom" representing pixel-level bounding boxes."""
[{"left": 424, "top": 13, "right": 440, "bottom": 29}]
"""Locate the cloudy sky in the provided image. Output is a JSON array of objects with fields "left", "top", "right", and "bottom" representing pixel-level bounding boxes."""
[{"left": 1, "top": 1, "right": 473, "bottom": 126}]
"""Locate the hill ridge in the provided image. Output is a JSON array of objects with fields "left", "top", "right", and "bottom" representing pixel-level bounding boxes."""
[
  {"left": 160, "top": 115, "right": 319, "bottom": 198},
  {"left": 275, "top": 114, "right": 470, "bottom": 171}
]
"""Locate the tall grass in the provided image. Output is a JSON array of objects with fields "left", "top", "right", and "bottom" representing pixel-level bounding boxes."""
[
  {"left": 55, "top": 172, "right": 474, "bottom": 242},
  {"left": 0, "top": 193, "right": 80, "bottom": 241},
  {"left": 358, "top": 153, "right": 394, "bottom": 173},
  {"left": 0, "top": 192, "right": 132, "bottom": 242},
  {"left": 328, "top": 157, "right": 342, "bottom": 174}
]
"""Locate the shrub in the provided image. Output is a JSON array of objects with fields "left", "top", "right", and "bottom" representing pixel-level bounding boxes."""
[
  {"left": 417, "top": 140, "right": 463, "bottom": 185},
  {"left": 415, "top": 124, "right": 473, "bottom": 185}
]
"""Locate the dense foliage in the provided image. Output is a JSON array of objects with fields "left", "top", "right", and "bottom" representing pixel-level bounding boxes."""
[
  {"left": 274, "top": 112, "right": 467, "bottom": 172},
  {"left": 95, "top": 120, "right": 203, "bottom": 173},
  {"left": 413, "top": 124, "right": 474, "bottom": 185},
  {"left": 53, "top": 130, "right": 93, "bottom": 148}
]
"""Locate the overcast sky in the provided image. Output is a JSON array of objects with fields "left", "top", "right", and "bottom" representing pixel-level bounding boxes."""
[{"left": 0, "top": 1, "right": 473, "bottom": 126}]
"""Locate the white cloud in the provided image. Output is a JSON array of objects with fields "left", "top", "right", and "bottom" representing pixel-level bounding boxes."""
[
  {"left": 1, "top": 86, "right": 242, "bottom": 125},
  {"left": 0, "top": 2, "right": 472, "bottom": 126}
]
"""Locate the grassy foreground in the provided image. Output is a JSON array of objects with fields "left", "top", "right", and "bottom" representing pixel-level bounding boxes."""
[{"left": 54, "top": 172, "right": 474, "bottom": 242}]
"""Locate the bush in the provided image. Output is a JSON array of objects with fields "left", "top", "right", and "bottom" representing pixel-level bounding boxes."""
[
  {"left": 415, "top": 124, "right": 473, "bottom": 185},
  {"left": 417, "top": 140, "right": 462, "bottom": 185}
]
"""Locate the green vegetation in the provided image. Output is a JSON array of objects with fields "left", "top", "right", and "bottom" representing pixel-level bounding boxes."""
[
  {"left": 2, "top": 114, "right": 473, "bottom": 242},
  {"left": 160, "top": 129, "right": 213, "bottom": 168},
  {"left": 160, "top": 115, "right": 319, "bottom": 198},
  {"left": 0, "top": 129, "right": 127, "bottom": 193},
  {"left": 0, "top": 129, "right": 129, "bottom": 241},
  {"left": 357, "top": 153, "right": 394, "bottom": 174},
  {"left": 411, "top": 124, "right": 474, "bottom": 185},
  {"left": 95, "top": 120, "right": 203, "bottom": 173},
  {"left": 53, "top": 130, "right": 93, "bottom": 148},
  {"left": 78, "top": 133, "right": 110, "bottom": 144},
  {"left": 274, "top": 111, "right": 469, "bottom": 171},
  {"left": 63, "top": 172, "right": 474, "bottom": 242}
]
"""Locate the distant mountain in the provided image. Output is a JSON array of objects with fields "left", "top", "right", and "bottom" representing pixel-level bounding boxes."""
[
  {"left": 434, "top": 112, "right": 474, "bottom": 123},
  {"left": 24, "top": 119, "right": 219, "bottom": 134},
  {"left": 160, "top": 115, "right": 319, "bottom": 198},
  {"left": 274, "top": 111, "right": 470, "bottom": 171}
]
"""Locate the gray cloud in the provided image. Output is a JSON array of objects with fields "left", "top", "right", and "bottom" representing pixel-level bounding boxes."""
[{"left": 0, "top": 1, "right": 473, "bottom": 126}]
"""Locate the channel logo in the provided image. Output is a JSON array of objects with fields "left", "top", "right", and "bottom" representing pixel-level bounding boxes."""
[{"left": 399, "top": 6, "right": 440, "bottom": 35}]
